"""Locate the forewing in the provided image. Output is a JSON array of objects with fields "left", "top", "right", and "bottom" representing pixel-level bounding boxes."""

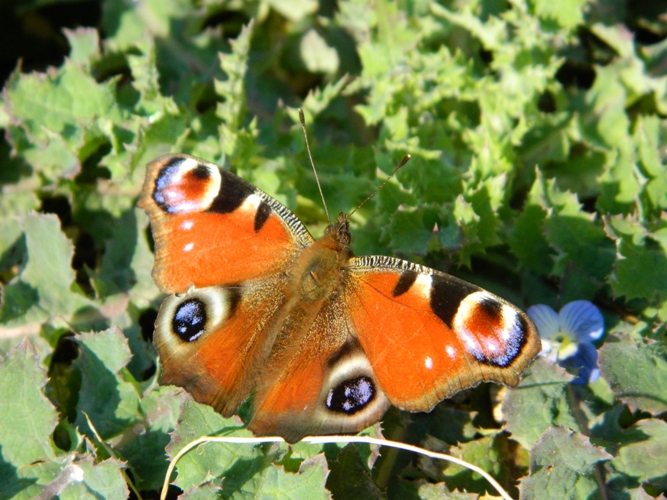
[{"left": 139, "top": 154, "right": 313, "bottom": 293}]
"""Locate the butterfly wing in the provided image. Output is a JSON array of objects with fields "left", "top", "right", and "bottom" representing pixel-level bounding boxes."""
[
  {"left": 248, "top": 296, "right": 390, "bottom": 443},
  {"left": 153, "top": 279, "right": 287, "bottom": 416},
  {"left": 239, "top": 255, "right": 539, "bottom": 442},
  {"left": 140, "top": 154, "right": 313, "bottom": 415},
  {"left": 344, "top": 256, "right": 541, "bottom": 411},
  {"left": 139, "top": 154, "right": 313, "bottom": 293}
]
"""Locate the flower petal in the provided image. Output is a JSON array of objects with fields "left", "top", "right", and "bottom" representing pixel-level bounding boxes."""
[
  {"left": 539, "top": 338, "right": 559, "bottom": 362},
  {"left": 559, "top": 341, "right": 600, "bottom": 385},
  {"left": 527, "top": 304, "right": 561, "bottom": 340},
  {"left": 559, "top": 300, "right": 604, "bottom": 342}
]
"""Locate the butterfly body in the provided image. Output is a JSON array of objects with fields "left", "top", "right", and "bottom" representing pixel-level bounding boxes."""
[{"left": 140, "top": 154, "right": 540, "bottom": 443}]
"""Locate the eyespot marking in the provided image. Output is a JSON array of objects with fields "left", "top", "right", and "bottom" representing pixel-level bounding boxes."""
[
  {"left": 172, "top": 299, "right": 207, "bottom": 342},
  {"left": 153, "top": 157, "right": 221, "bottom": 214},
  {"left": 453, "top": 291, "right": 529, "bottom": 367},
  {"left": 326, "top": 376, "right": 376, "bottom": 415}
]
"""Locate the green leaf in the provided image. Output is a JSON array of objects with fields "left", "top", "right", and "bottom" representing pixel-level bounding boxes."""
[
  {"left": 440, "top": 435, "right": 506, "bottom": 494},
  {"left": 300, "top": 30, "right": 340, "bottom": 75},
  {"left": 234, "top": 454, "right": 331, "bottom": 499},
  {"left": 598, "top": 333, "right": 667, "bottom": 414},
  {"left": 387, "top": 209, "right": 435, "bottom": 255},
  {"left": 166, "top": 398, "right": 257, "bottom": 490},
  {"left": 93, "top": 208, "right": 158, "bottom": 301},
  {"left": 265, "top": 0, "right": 318, "bottom": 22},
  {"left": 64, "top": 27, "right": 101, "bottom": 66},
  {"left": 605, "top": 215, "right": 667, "bottom": 302},
  {"left": 0, "top": 338, "right": 57, "bottom": 468},
  {"left": 611, "top": 418, "right": 667, "bottom": 490},
  {"left": 118, "top": 386, "right": 183, "bottom": 491},
  {"left": 5, "top": 61, "right": 116, "bottom": 140},
  {"left": 503, "top": 358, "right": 579, "bottom": 449},
  {"left": 510, "top": 174, "right": 553, "bottom": 275},
  {"left": 215, "top": 21, "right": 253, "bottom": 158},
  {"left": 58, "top": 457, "right": 129, "bottom": 500},
  {"left": 391, "top": 479, "right": 478, "bottom": 499},
  {"left": 0, "top": 213, "right": 91, "bottom": 328},
  {"left": 326, "top": 445, "right": 382, "bottom": 499},
  {"left": 4, "top": 60, "right": 119, "bottom": 180},
  {"left": 540, "top": 178, "right": 615, "bottom": 280},
  {"left": 520, "top": 427, "right": 611, "bottom": 499},
  {"left": 74, "top": 328, "right": 142, "bottom": 439},
  {"left": 531, "top": 0, "right": 588, "bottom": 29}
]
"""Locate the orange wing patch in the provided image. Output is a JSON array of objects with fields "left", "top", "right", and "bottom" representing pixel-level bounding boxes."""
[
  {"left": 347, "top": 270, "right": 470, "bottom": 411},
  {"left": 154, "top": 281, "right": 285, "bottom": 417},
  {"left": 139, "top": 154, "right": 313, "bottom": 293},
  {"left": 152, "top": 210, "right": 295, "bottom": 292}
]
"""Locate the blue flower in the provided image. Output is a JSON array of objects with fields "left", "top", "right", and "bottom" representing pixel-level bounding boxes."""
[{"left": 527, "top": 300, "right": 604, "bottom": 385}]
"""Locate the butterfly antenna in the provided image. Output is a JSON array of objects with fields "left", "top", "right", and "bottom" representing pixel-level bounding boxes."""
[
  {"left": 299, "top": 109, "right": 331, "bottom": 223},
  {"left": 348, "top": 154, "right": 411, "bottom": 218}
]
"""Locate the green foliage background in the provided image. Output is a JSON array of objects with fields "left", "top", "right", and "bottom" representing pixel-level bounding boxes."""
[{"left": 0, "top": 0, "right": 666, "bottom": 498}]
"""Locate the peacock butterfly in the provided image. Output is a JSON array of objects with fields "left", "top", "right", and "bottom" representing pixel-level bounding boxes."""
[{"left": 139, "top": 152, "right": 541, "bottom": 443}]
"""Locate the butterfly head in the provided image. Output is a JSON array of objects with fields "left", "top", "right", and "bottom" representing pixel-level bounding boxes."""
[{"left": 323, "top": 212, "right": 351, "bottom": 249}]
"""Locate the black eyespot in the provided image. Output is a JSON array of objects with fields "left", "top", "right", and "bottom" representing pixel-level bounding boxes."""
[
  {"left": 172, "top": 299, "right": 207, "bottom": 342},
  {"left": 326, "top": 376, "right": 375, "bottom": 415}
]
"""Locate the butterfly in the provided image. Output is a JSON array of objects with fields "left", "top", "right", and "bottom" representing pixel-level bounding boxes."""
[{"left": 139, "top": 153, "right": 541, "bottom": 443}]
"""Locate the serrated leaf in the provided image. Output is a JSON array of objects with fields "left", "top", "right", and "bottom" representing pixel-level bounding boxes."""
[
  {"left": 94, "top": 208, "right": 158, "bottom": 301},
  {"left": 598, "top": 333, "right": 667, "bottom": 414},
  {"left": 0, "top": 458, "right": 63, "bottom": 500},
  {"left": 0, "top": 213, "right": 91, "bottom": 328},
  {"left": 265, "top": 0, "right": 318, "bottom": 22},
  {"left": 215, "top": 21, "right": 253, "bottom": 156},
  {"left": 387, "top": 209, "right": 435, "bottom": 254},
  {"left": 74, "top": 328, "right": 142, "bottom": 439},
  {"left": 64, "top": 27, "right": 101, "bottom": 66},
  {"left": 118, "top": 386, "right": 182, "bottom": 491},
  {"left": 520, "top": 427, "right": 611, "bottom": 499},
  {"left": 605, "top": 215, "right": 667, "bottom": 302},
  {"left": 58, "top": 457, "right": 129, "bottom": 500},
  {"left": 391, "top": 478, "right": 478, "bottom": 500},
  {"left": 440, "top": 435, "right": 506, "bottom": 494},
  {"left": 4, "top": 60, "right": 119, "bottom": 180},
  {"left": 503, "top": 358, "right": 579, "bottom": 449},
  {"left": 233, "top": 454, "right": 331, "bottom": 500},
  {"left": 532, "top": 0, "right": 587, "bottom": 29},
  {"left": 611, "top": 418, "right": 667, "bottom": 490},
  {"left": 510, "top": 185, "right": 553, "bottom": 275},
  {"left": 127, "top": 36, "right": 164, "bottom": 111},
  {"left": 300, "top": 30, "right": 339, "bottom": 74},
  {"left": 5, "top": 61, "right": 116, "bottom": 141},
  {"left": 326, "top": 445, "right": 381, "bottom": 500},
  {"left": 0, "top": 338, "right": 57, "bottom": 468},
  {"left": 540, "top": 178, "right": 615, "bottom": 280},
  {"left": 166, "top": 398, "right": 257, "bottom": 490}
]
